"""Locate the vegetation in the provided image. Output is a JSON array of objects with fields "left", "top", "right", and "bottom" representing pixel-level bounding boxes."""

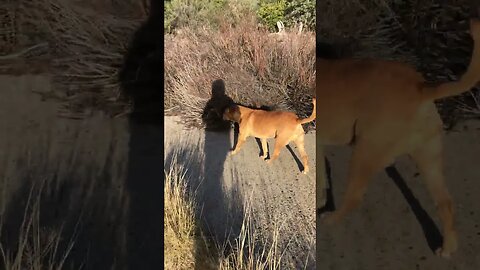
[
  {"left": 164, "top": 0, "right": 315, "bottom": 129},
  {"left": 164, "top": 155, "right": 284, "bottom": 269},
  {"left": 164, "top": 18, "right": 315, "bottom": 129},
  {"left": 2, "top": 0, "right": 478, "bottom": 125},
  {"left": 164, "top": 0, "right": 315, "bottom": 33}
]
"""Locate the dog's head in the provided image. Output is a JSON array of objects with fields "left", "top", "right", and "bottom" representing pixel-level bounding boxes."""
[{"left": 222, "top": 104, "right": 241, "bottom": 122}]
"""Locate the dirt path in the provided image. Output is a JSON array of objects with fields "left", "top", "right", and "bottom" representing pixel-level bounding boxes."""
[{"left": 164, "top": 116, "right": 316, "bottom": 269}]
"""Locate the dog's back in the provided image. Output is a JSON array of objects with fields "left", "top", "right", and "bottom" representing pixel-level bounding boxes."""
[{"left": 244, "top": 109, "right": 299, "bottom": 138}]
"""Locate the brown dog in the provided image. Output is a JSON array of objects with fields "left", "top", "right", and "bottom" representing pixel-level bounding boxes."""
[
  {"left": 316, "top": 19, "right": 480, "bottom": 258},
  {"left": 223, "top": 98, "right": 316, "bottom": 174}
]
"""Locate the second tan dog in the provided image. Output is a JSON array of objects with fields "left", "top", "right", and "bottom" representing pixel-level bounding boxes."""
[
  {"left": 317, "top": 19, "right": 480, "bottom": 258},
  {"left": 223, "top": 98, "right": 316, "bottom": 174}
]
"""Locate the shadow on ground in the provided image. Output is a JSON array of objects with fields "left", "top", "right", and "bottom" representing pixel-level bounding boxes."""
[
  {"left": 164, "top": 79, "right": 247, "bottom": 269},
  {"left": 385, "top": 166, "right": 443, "bottom": 253},
  {"left": 0, "top": 106, "right": 130, "bottom": 269}
]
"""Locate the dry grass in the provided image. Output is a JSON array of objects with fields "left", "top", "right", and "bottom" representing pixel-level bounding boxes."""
[
  {"left": 164, "top": 155, "right": 286, "bottom": 270},
  {"left": 218, "top": 203, "right": 284, "bottom": 270},
  {"left": 2, "top": 0, "right": 144, "bottom": 118},
  {"left": 164, "top": 17, "right": 315, "bottom": 129},
  {"left": 0, "top": 180, "right": 77, "bottom": 270},
  {"left": 164, "top": 160, "right": 198, "bottom": 270},
  {"left": 19, "top": 0, "right": 141, "bottom": 117}
]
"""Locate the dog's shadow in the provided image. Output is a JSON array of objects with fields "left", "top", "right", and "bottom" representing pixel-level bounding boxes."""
[
  {"left": 252, "top": 137, "right": 305, "bottom": 172},
  {"left": 286, "top": 144, "right": 305, "bottom": 172},
  {"left": 317, "top": 158, "right": 336, "bottom": 216},
  {"left": 385, "top": 166, "right": 443, "bottom": 252}
]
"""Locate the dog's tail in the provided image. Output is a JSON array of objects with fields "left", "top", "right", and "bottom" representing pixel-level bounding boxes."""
[
  {"left": 420, "top": 19, "right": 480, "bottom": 101},
  {"left": 297, "top": 97, "right": 316, "bottom": 124}
]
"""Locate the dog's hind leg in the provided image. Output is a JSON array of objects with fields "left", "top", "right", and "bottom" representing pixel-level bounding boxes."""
[
  {"left": 294, "top": 135, "right": 309, "bottom": 174},
  {"left": 410, "top": 135, "right": 457, "bottom": 258},
  {"left": 322, "top": 140, "right": 393, "bottom": 225},
  {"left": 266, "top": 137, "right": 288, "bottom": 164}
]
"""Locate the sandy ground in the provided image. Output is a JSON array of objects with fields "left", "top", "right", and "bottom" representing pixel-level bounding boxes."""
[
  {"left": 318, "top": 121, "right": 480, "bottom": 269},
  {"left": 164, "top": 116, "right": 317, "bottom": 269}
]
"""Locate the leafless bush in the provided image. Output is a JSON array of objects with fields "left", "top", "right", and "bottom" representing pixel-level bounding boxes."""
[{"left": 165, "top": 18, "right": 315, "bottom": 129}]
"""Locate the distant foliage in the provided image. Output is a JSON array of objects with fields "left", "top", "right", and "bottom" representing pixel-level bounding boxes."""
[
  {"left": 284, "top": 0, "right": 315, "bottom": 30},
  {"left": 164, "top": 0, "right": 315, "bottom": 33},
  {"left": 164, "top": 0, "right": 229, "bottom": 33},
  {"left": 256, "top": 0, "right": 287, "bottom": 31},
  {"left": 257, "top": 0, "right": 315, "bottom": 32}
]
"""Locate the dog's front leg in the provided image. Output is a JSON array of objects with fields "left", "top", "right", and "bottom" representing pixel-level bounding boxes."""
[
  {"left": 322, "top": 144, "right": 389, "bottom": 225},
  {"left": 230, "top": 132, "right": 247, "bottom": 156},
  {"left": 266, "top": 138, "right": 286, "bottom": 164}
]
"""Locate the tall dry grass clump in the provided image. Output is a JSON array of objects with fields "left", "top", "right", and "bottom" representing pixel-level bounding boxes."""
[
  {"left": 218, "top": 204, "right": 284, "bottom": 270},
  {"left": 164, "top": 162, "right": 198, "bottom": 270},
  {"left": 0, "top": 180, "right": 76, "bottom": 270},
  {"left": 164, "top": 17, "right": 315, "bottom": 129},
  {"left": 164, "top": 156, "right": 285, "bottom": 270}
]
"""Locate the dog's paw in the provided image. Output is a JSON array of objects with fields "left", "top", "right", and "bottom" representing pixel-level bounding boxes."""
[
  {"left": 302, "top": 167, "right": 309, "bottom": 174},
  {"left": 259, "top": 155, "right": 267, "bottom": 160},
  {"left": 435, "top": 232, "right": 458, "bottom": 258},
  {"left": 229, "top": 150, "right": 237, "bottom": 156},
  {"left": 320, "top": 212, "right": 340, "bottom": 226},
  {"left": 435, "top": 248, "right": 452, "bottom": 259}
]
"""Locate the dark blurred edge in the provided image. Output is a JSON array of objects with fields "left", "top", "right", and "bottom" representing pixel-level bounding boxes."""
[{"left": 118, "top": 0, "right": 165, "bottom": 269}]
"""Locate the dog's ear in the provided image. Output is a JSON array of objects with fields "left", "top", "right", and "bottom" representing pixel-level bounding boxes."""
[
  {"left": 224, "top": 104, "right": 240, "bottom": 121},
  {"left": 222, "top": 105, "right": 233, "bottom": 119},
  {"left": 231, "top": 105, "right": 241, "bottom": 121}
]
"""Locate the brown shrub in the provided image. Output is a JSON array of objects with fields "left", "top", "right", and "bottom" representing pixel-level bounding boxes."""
[{"left": 164, "top": 19, "right": 315, "bottom": 129}]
